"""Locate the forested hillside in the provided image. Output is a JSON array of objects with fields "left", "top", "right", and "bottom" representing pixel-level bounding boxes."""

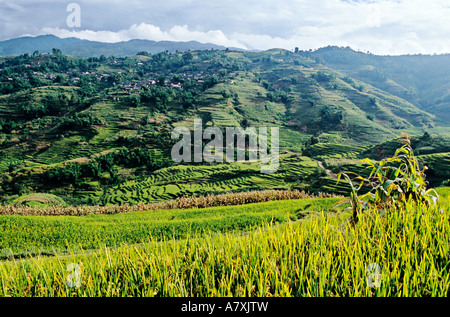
[{"left": 1, "top": 47, "right": 449, "bottom": 205}]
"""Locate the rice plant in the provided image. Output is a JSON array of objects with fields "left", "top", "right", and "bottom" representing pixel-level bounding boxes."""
[
  {"left": 0, "top": 135, "right": 447, "bottom": 297},
  {"left": 0, "top": 199, "right": 447, "bottom": 297}
]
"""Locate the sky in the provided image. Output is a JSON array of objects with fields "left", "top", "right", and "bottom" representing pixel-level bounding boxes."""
[{"left": 1, "top": 0, "right": 450, "bottom": 55}]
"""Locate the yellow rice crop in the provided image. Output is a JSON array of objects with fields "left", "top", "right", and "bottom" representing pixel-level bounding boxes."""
[{"left": 0, "top": 190, "right": 341, "bottom": 216}]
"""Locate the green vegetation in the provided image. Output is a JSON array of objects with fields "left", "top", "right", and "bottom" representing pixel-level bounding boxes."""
[
  {"left": 0, "top": 140, "right": 448, "bottom": 297},
  {"left": 308, "top": 46, "right": 450, "bottom": 124},
  {"left": 11, "top": 193, "right": 66, "bottom": 207},
  {"left": 1, "top": 48, "right": 449, "bottom": 205},
  {"left": 0, "top": 197, "right": 340, "bottom": 260},
  {"left": 99, "top": 155, "right": 332, "bottom": 205},
  {"left": 337, "top": 135, "right": 439, "bottom": 224},
  {"left": 0, "top": 47, "right": 449, "bottom": 298},
  {"left": 0, "top": 196, "right": 448, "bottom": 296}
]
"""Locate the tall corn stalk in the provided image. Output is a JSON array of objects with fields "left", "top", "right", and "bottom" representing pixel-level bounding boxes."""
[{"left": 336, "top": 133, "right": 439, "bottom": 224}]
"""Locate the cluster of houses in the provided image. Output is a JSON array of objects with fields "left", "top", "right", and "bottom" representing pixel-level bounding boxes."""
[
  {"left": 8, "top": 57, "right": 228, "bottom": 95},
  {"left": 66, "top": 70, "right": 112, "bottom": 84},
  {"left": 120, "top": 70, "right": 210, "bottom": 94},
  {"left": 121, "top": 79, "right": 157, "bottom": 93}
]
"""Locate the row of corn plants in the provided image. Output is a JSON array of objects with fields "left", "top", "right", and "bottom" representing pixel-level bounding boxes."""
[{"left": 0, "top": 189, "right": 340, "bottom": 216}]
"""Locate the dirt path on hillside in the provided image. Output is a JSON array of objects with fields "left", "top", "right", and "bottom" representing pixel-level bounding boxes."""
[{"left": 317, "top": 160, "right": 338, "bottom": 179}]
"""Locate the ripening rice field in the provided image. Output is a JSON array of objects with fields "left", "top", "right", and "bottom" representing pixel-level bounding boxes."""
[
  {"left": 0, "top": 187, "right": 448, "bottom": 297},
  {"left": 0, "top": 194, "right": 339, "bottom": 259}
]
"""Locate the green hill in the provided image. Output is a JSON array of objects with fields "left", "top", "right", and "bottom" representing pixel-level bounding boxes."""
[
  {"left": 0, "top": 35, "right": 235, "bottom": 57},
  {"left": 0, "top": 48, "right": 449, "bottom": 205},
  {"left": 308, "top": 46, "right": 450, "bottom": 124}
]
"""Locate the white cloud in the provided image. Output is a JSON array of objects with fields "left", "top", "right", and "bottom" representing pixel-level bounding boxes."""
[
  {"left": 39, "top": 28, "right": 129, "bottom": 43},
  {"left": 40, "top": 23, "right": 247, "bottom": 49},
  {"left": 7, "top": 0, "right": 450, "bottom": 55}
]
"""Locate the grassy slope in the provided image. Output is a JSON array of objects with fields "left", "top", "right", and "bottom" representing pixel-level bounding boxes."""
[
  {"left": 0, "top": 197, "right": 339, "bottom": 259},
  {"left": 0, "top": 188, "right": 448, "bottom": 297},
  {"left": 310, "top": 46, "right": 450, "bottom": 125}
]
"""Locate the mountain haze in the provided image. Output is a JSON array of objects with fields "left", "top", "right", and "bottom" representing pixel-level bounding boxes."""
[{"left": 308, "top": 46, "right": 450, "bottom": 124}]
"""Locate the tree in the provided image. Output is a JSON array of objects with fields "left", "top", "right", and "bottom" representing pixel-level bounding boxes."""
[
  {"left": 18, "top": 103, "right": 48, "bottom": 118},
  {"left": 203, "top": 75, "right": 219, "bottom": 89},
  {"left": 182, "top": 51, "right": 194, "bottom": 63},
  {"left": 52, "top": 48, "right": 62, "bottom": 56},
  {"left": 421, "top": 131, "right": 431, "bottom": 141},
  {"left": 129, "top": 95, "right": 141, "bottom": 107},
  {"left": 315, "top": 71, "right": 334, "bottom": 82},
  {"left": 157, "top": 75, "right": 166, "bottom": 87}
]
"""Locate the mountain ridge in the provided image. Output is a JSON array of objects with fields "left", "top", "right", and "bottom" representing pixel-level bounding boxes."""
[
  {"left": 0, "top": 34, "right": 242, "bottom": 57},
  {"left": 307, "top": 45, "right": 450, "bottom": 124}
]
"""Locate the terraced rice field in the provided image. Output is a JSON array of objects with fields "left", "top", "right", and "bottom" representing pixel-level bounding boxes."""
[
  {"left": 101, "top": 156, "right": 320, "bottom": 205},
  {"left": 0, "top": 192, "right": 448, "bottom": 297},
  {"left": 0, "top": 158, "right": 24, "bottom": 173},
  {"left": 417, "top": 152, "right": 450, "bottom": 186},
  {"left": 304, "top": 143, "right": 366, "bottom": 161}
]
